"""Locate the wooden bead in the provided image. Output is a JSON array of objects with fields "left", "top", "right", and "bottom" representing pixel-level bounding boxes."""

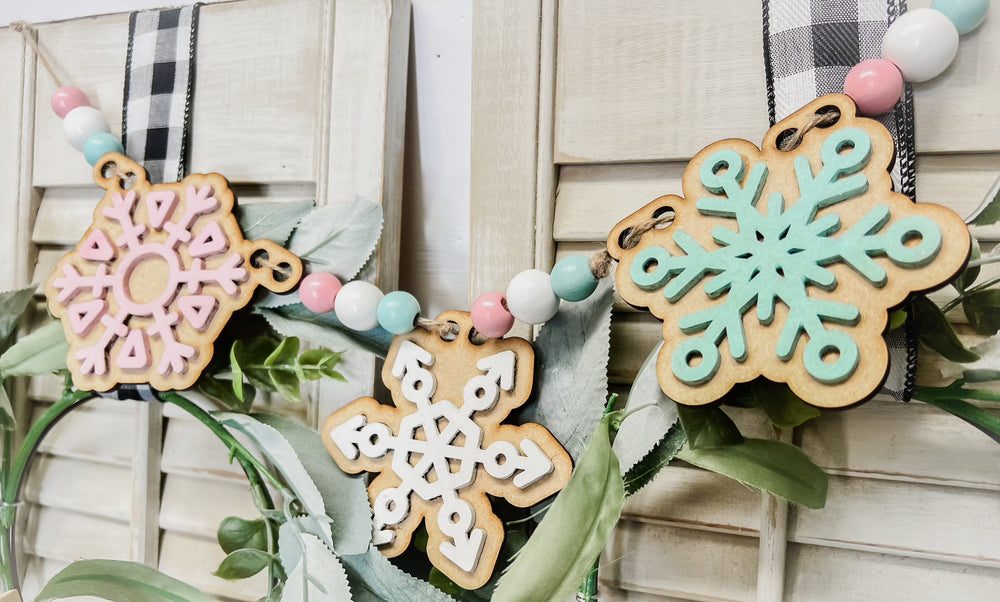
[
  {"left": 882, "top": 8, "right": 959, "bottom": 83},
  {"left": 334, "top": 281, "right": 384, "bottom": 331},
  {"left": 931, "top": 0, "right": 989, "bottom": 35},
  {"left": 63, "top": 106, "right": 110, "bottom": 151},
  {"left": 471, "top": 292, "right": 515, "bottom": 338},
  {"left": 550, "top": 255, "right": 598, "bottom": 301},
  {"left": 51, "top": 86, "right": 91, "bottom": 118},
  {"left": 83, "top": 133, "right": 125, "bottom": 166},
  {"left": 505, "top": 269, "right": 560, "bottom": 325},
  {"left": 299, "top": 272, "right": 342, "bottom": 313},
  {"left": 377, "top": 291, "right": 421, "bottom": 335},
  {"left": 844, "top": 59, "right": 903, "bottom": 116}
]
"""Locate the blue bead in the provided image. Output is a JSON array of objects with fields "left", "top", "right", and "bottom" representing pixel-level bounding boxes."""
[
  {"left": 377, "top": 291, "right": 421, "bottom": 335},
  {"left": 83, "top": 132, "right": 124, "bottom": 166},
  {"left": 550, "top": 255, "right": 598, "bottom": 302},
  {"left": 932, "top": 0, "right": 989, "bottom": 34}
]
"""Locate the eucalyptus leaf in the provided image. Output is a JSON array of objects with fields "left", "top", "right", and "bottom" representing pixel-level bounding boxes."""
[
  {"left": 613, "top": 342, "right": 680, "bottom": 473},
  {"left": 963, "top": 289, "right": 1000, "bottom": 335},
  {"left": 0, "top": 320, "right": 69, "bottom": 378},
  {"left": 281, "top": 533, "right": 354, "bottom": 602},
  {"left": 747, "top": 380, "right": 820, "bottom": 429},
  {"left": 217, "top": 413, "right": 330, "bottom": 523},
  {"left": 255, "top": 413, "right": 372, "bottom": 555},
  {"left": 911, "top": 294, "right": 979, "bottom": 363},
  {"left": 493, "top": 412, "right": 624, "bottom": 602},
  {"left": 966, "top": 173, "right": 1000, "bottom": 226},
  {"left": 517, "top": 279, "right": 613, "bottom": 460},
  {"left": 676, "top": 403, "right": 743, "bottom": 449},
  {"left": 259, "top": 304, "right": 393, "bottom": 358},
  {"left": 287, "top": 199, "right": 383, "bottom": 280},
  {"left": 622, "top": 420, "right": 686, "bottom": 496},
  {"left": 35, "top": 559, "right": 215, "bottom": 602},
  {"left": 214, "top": 548, "right": 271, "bottom": 580},
  {"left": 676, "top": 438, "right": 828, "bottom": 509},
  {"left": 341, "top": 548, "right": 457, "bottom": 602},
  {"left": 0, "top": 286, "right": 37, "bottom": 354},
  {"left": 235, "top": 200, "right": 314, "bottom": 245},
  {"left": 218, "top": 516, "right": 268, "bottom": 554}
]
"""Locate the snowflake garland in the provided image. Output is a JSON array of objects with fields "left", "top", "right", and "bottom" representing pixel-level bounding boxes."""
[
  {"left": 46, "top": 154, "right": 302, "bottom": 392},
  {"left": 608, "top": 95, "right": 970, "bottom": 408},
  {"left": 322, "top": 312, "right": 572, "bottom": 590}
]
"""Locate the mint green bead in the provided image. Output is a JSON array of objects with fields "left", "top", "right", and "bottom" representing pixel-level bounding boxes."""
[
  {"left": 83, "top": 132, "right": 124, "bottom": 166},
  {"left": 932, "top": 0, "right": 989, "bottom": 34},
  {"left": 551, "top": 255, "right": 598, "bottom": 301},
  {"left": 377, "top": 291, "right": 421, "bottom": 335}
]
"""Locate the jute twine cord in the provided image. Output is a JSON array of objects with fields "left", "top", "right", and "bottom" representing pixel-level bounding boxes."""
[
  {"left": 588, "top": 212, "right": 675, "bottom": 279},
  {"left": 778, "top": 109, "right": 840, "bottom": 151},
  {"left": 416, "top": 316, "right": 460, "bottom": 339},
  {"left": 11, "top": 21, "right": 64, "bottom": 87}
]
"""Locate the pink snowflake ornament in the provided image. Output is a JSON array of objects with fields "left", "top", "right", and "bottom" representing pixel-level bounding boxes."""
[{"left": 46, "top": 154, "right": 303, "bottom": 392}]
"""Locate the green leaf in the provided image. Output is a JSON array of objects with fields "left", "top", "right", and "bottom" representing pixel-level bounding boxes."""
[
  {"left": 255, "top": 413, "right": 372, "bottom": 555},
  {"left": 265, "top": 337, "right": 302, "bottom": 402},
  {"left": 747, "top": 380, "right": 820, "bottom": 428},
  {"left": 259, "top": 304, "right": 392, "bottom": 358},
  {"left": 623, "top": 420, "right": 686, "bottom": 496},
  {"left": 963, "top": 289, "right": 1000, "bottom": 335},
  {"left": 217, "top": 413, "right": 329, "bottom": 522},
  {"left": 341, "top": 548, "right": 457, "bottom": 602},
  {"left": 0, "top": 320, "right": 69, "bottom": 379},
  {"left": 35, "top": 559, "right": 215, "bottom": 602},
  {"left": 493, "top": 413, "right": 625, "bottom": 602},
  {"left": 953, "top": 237, "right": 981, "bottom": 292},
  {"left": 0, "top": 286, "right": 37, "bottom": 354},
  {"left": 967, "top": 174, "right": 1000, "bottom": 227},
  {"left": 217, "top": 516, "right": 268, "bottom": 554},
  {"left": 940, "top": 335, "right": 1000, "bottom": 383},
  {"left": 296, "top": 348, "right": 343, "bottom": 381},
  {"left": 914, "top": 390, "right": 1000, "bottom": 444},
  {"left": 676, "top": 438, "right": 828, "bottom": 509},
  {"left": 613, "top": 342, "right": 680, "bottom": 473},
  {"left": 676, "top": 403, "right": 743, "bottom": 449},
  {"left": 888, "top": 309, "right": 908, "bottom": 331},
  {"left": 235, "top": 199, "right": 314, "bottom": 245},
  {"left": 213, "top": 548, "right": 271, "bottom": 580},
  {"left": 0, "top": 386, "right": 13, "bottom": 431},
  {"left": 911, "top": 294, "right": 979, "bottom": 363},
  {"left": 281, "top": 533, "right": 354, "bottom": 602},
  {"left": 199, "top": 375, "right": 253, "bottom": 412},
  {"left": 517, "top": 279, "right": 614, "bottom": 460},
  {"left": 232, "top": 337, "right": 280, "bottom": 393},
  {"left": 287, "top": 198, "right": 384, "bottom": 280}
]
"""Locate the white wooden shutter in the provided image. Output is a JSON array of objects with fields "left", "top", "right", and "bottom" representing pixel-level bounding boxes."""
[
  {"left": 1, "top": 0, "right": 408, "bottom": 599},
  {"left": 471, "top": 1, "right": 1000, "bottom": 600}
]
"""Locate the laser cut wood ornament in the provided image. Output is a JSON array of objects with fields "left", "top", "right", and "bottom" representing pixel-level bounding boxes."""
[
  {"left": 46, "top": 154, "right": 303, "bottom": 392},
  {"left": 322, "top": 312, "right": 573, "bottom": 590},
  {"left": 608, "top": 95, "right": 970, "bottom": 409}
]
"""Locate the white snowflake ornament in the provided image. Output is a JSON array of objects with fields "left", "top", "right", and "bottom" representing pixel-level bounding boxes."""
[
  {"left": 46, "top": 154, "right": 302, "bottom": 392},
  {"left": 322, "top": 311, "right": 572, "bottom": 590},
  {"left": 608, "top": 95, "right": 970, "bottom": 408}
]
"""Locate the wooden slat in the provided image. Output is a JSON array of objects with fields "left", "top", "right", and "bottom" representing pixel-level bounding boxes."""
[
  {"left": 21, "top": 557, "right": 105, "bottom": 602},
  {"left": 23, "top": 505, "right": 130, "bottom": 561},
  {"left": 0, "top": 28, "right": 34, "bottom": 291},
  {"left": 623, "top": 465, "right": 760, "bottom": 536},
  {"left": 554, "top": 0, "right": 768, "bottom": 164},
  {"left": 160, "top": 417, "right": 248, "bottom": 480},
  {"left": 790, "top": 476, "right": 1000, "bottom": 567},
  {"left": 33, "top": 402, "right": 136, "bottom": 466},
  {"left": 601, "top": 522, "right": 758, "bottom": 602},
  {"left": 159, "top": 531, "right": 266, "bottom": 601},
  {"left": 784, "top": 543, "right": 1000, "bottom": 601},
  {"left": 23, "top": 455, "right": 132, "bottom": 521},
  {"left": 160, "top": 474, "right": 258, "bottom": 538}
]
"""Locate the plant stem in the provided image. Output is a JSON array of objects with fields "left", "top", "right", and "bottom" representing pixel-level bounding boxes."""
[
  {"left": 159, "top": 392, "right": 285, "bottom": 595},
  {"left": 576, "top": 556, "right": 599, "bottom": 601},
  {"left": 0, "top": 389, "right": 91, "bottom": 591},
  {"left": 943, "top": 275, "right": 1000, "bottom": 313}
]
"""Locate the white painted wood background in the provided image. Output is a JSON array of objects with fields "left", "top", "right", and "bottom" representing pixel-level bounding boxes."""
[{"left": 472, "top": 1, "right": 1000, "bottom": 601}]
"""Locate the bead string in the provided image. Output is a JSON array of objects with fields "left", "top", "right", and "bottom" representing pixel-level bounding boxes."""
[
  {"left": 777, "top": 109, "right": 840, "bottom": 151},
  {"left": 10, "top": 22, "right": 64, "bottom": 88}
]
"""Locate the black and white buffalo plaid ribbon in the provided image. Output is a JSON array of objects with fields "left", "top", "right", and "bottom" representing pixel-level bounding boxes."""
[
  {"left": 763, "top": 0, "right": 916, "bottom": 401},
  {"left": 121, "top": 5, "right": 200, "bottom": 185}
]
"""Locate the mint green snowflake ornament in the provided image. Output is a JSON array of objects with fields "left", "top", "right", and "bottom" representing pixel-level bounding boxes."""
[{"left": 608, "top": 95, "right": 970, "bottom": 408}]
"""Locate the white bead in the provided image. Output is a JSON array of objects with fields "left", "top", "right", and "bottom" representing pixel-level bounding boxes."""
[
  {"left": 506, "top": 269, "right": 560, "bottom": 325},
  {"left": 335, "top": 281, "right": 384, "bottom": 331},
  {"left": 63, "top": 106, "right": 110, "bottom": 151},
  {"left": 881, "top": 8, "right": 959, "bottom": 83}
]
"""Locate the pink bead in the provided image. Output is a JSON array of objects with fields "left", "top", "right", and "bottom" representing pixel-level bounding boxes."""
[
  {"left": 843, "top": 59, "right": 904, "bottom": 116},
  {"left": 300, "top": 272, "right": 342, "bottom": 314},
  {"left": 471, "top": 292, "right": 515, "bottom": 339},
  {"left": 51, "top": 87, "right": 91, "bottom": 119}
]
